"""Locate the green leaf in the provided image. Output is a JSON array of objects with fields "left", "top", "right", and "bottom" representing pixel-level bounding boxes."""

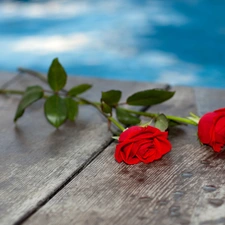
[
  {"left": 101, "top": 90, "right": 122, "bottom": 106},
  {"left": 126, "top": 89, "right": 175, "bottom": 106},
  {"left": 47, "top": 58, "right": 67, "bottom": 91},
  {"left": 68, "top": 84, "right": 92, "bottom": 97},
  {"left": 65, "top": 97, "right": 79, "bottom": 121},
  {"left": 116, "top": 107, "right": 140, "bottom": 126},
  {"left": 14, "top": 85, "right": 43, "bottom": 122},
  {"left": 44, "top": 95, "right": 67, "bottom": 128},
  {"left": 101, "top": 102, "right": 112, "bottom": 114},
  {"left": 155, "top": 114, "right": 169, "bottom": 131}
]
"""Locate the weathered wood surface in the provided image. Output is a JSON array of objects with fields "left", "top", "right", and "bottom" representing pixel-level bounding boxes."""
[
  {"left": 0, "top": 71, "right": 18, "bottom": 86},
  {"left": 194, "top": 87, "right": 225, "bottom": 115},
  {"left": 0, "top": 73, "right": 166, "bottom": 225},
  {"left": 23, "top": 87, "right": 225, "bottom": 225}
]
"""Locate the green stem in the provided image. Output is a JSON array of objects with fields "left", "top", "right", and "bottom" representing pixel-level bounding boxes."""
[
  {"left": 166, "top": 115, "right": 197, "bottom": 125},
  {"left": 18, "top": 67, "right": 68, "bottom": 94},
  {"left": 18, "top": 67, "right": 48, "bottom": 83},
  {"left": 77, "top": 97, "right": 125, "bottom": 131},
  {"left": 189, "top": 112, "right": 200, "bottom": 123},
  {"left": 123, "top": 108, "right": 198, "bottom": 126},
  {"left": 77, "top": 97, "right": 103, "bottom": 113},
  {"left": 190, "top": 112, "right": 200, "bottom": 119},
  {"left": 0, "top": 89, "right": 49, "bottom": 99},
  {"left": 117, "top": 102, "right": 127, "bottom": 106},
  {"left": 108, "top": 117, "right": 125, "bottom": 131},
  {"left": 0, "top": 89, "right": 24, "bottom": 95}
]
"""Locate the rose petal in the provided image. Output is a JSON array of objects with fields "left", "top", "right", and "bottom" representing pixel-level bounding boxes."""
[
  {"left": 152, "top": 139, "right": 163, "bottom": 160},
  {"left": 115, "top": 144, "right": 123, "bottom": 163},
  {"left": 119, "top": 145, "right": 131, "bottom": 162},
  {"left": 212, "top": 142, "right": 224, "bottom": 152},
  {"left": 129, "top": 142, "right": 141, "bottom": 158},
  {"left": 142, "top": 148, "right": 156, "bottom": 160},
  {"left": 156, "top": 136, "right": 172, "bottom": 155},
  {"left": 119, "top": 126, "right": 142, "bottom": 142},
  {"left": 198, "top": 112, "right": 216, "bottom": 144},
  {"left": 124, "top": 156, "right": 141, "bottom": 165},
  {"left": 214, "top": 107, "right": 225, "bottom": 113},
  {"left": 142, "top": 151, "right": 157, "bottom": 163},
  {"left": 137, "top": 143, "right": 153, "bottom": 159}
]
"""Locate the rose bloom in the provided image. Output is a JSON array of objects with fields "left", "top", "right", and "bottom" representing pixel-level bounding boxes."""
[
  {"left": 115, "top": 125, "right": 171, "bottom": 165},
  {"left": 198, "top": 108, "right": 225, "bottom": 152}
]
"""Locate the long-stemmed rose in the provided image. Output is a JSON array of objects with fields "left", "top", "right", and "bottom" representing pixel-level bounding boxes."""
[{"left": 1, "top": 58, "right": 225, "bottom": 165}]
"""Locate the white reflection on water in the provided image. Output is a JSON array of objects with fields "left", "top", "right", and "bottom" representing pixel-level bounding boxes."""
[
  {"left": 0, "top": 0, "right": 224, "bottom": 88},
  {"left": 1, "top": 1, "right": 90, "bottom": 18},
  {"left": 12, "top": 34, "right": 90, "bottom": 53}
]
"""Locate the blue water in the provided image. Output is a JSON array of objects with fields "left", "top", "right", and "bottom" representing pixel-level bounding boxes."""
[{"left": 1, "top": 0, "right": 225, "bottom": 88}]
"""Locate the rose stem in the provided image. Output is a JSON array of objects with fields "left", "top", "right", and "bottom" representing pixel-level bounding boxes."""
[
  {"left": 108, "top": 117, "right": 125, "bottom": 131},
  {"left": 122, "top": 108, "right": 197, "bottom": 126},
  {"left": 18, "top": 67, "right": 48, "bottom": 83},
  {"left": 0, "top": 89, "right": 49, "bottom": 99},
  {"left": 4, "top": 68, "right": 134, "bottom": 131},
  {"left": 17, "top": 67, "right": 67, "bottom": 94},
  {"left": 77, "top": 97, "right": 125, "bottom": 131},
  {"left": 0, "top": 89, "right": 24, "bottom": 95}
]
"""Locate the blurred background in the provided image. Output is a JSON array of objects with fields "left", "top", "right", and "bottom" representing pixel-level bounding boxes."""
[{"left": 0, "top": 0, "right": 225, "bottom": 88}]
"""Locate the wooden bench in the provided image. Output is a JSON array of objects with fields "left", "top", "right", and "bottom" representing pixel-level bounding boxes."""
[{"left": 1, "top": 72, "right": 225, "bottom": 225}]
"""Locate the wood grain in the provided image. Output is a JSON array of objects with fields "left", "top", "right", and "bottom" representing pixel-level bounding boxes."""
[
  {"left": 18, "top": 87, "right": 194, "bottom": 225},
  {"left": 191, "top": 87, "right": 225, "bottom": 225},
  {"left": 0, "top": 71, "right": 17, "bottom": 86},
  {"left": 194, "top": 87, "right": 225, "bottom": 115},
  {"left": 0, "top": 73, "right": 166, "bottom": 225},
  {"left": 23, "top": 86, "right": 225, "bottom": 225}
]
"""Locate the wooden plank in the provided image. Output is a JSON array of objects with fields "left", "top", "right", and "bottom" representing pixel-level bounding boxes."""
[
  {"left": 24, "top": 86, "right": 222, "bottom": 225},
  {"left": 0, "top": 72, "right": 19, "bottom": 124},
  {"left": 23, "top": 86, "right": 225, "bottom": 225},
  {"left": 194, "top": 87, "right": 225, "bottom": 115},
  {"left": 0, "top": 73, "right": 167, "bottom": 225},
  {"left": 190, "top": 87, "right": 225, "bottom": 225}
]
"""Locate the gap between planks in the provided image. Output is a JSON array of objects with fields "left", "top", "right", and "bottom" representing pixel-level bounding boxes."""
[
  {"left": 0, "top": 73, "right": 170, "bottom": 225},
  {"left": 21, "top": 86, "right": 225, "bottom": 225},
  {"left": 14, "top": 138, "right": 114, "bottom": 225},
  {"left": 15, "top": 83, "right": 171, "bottom": 225}
]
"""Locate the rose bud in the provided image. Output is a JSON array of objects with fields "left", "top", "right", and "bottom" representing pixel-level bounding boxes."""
[
  {"left": 198, "top": 108, "right": 225, "bottom": 152},
  {"left": 115, "top": 125, "right": 171, "bottom": 165}
]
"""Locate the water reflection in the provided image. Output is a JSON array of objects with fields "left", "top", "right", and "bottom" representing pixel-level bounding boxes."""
[{"left": 0, "top": 0, "right": 225, "bottom": 88}]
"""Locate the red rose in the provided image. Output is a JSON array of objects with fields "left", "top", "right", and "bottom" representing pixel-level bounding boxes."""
[
  {"left": 198, "top": 108, "right": 225, "bottom": 152},
  {"left": 115, "top": 125, "right": 172, "bottom": 165}
]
